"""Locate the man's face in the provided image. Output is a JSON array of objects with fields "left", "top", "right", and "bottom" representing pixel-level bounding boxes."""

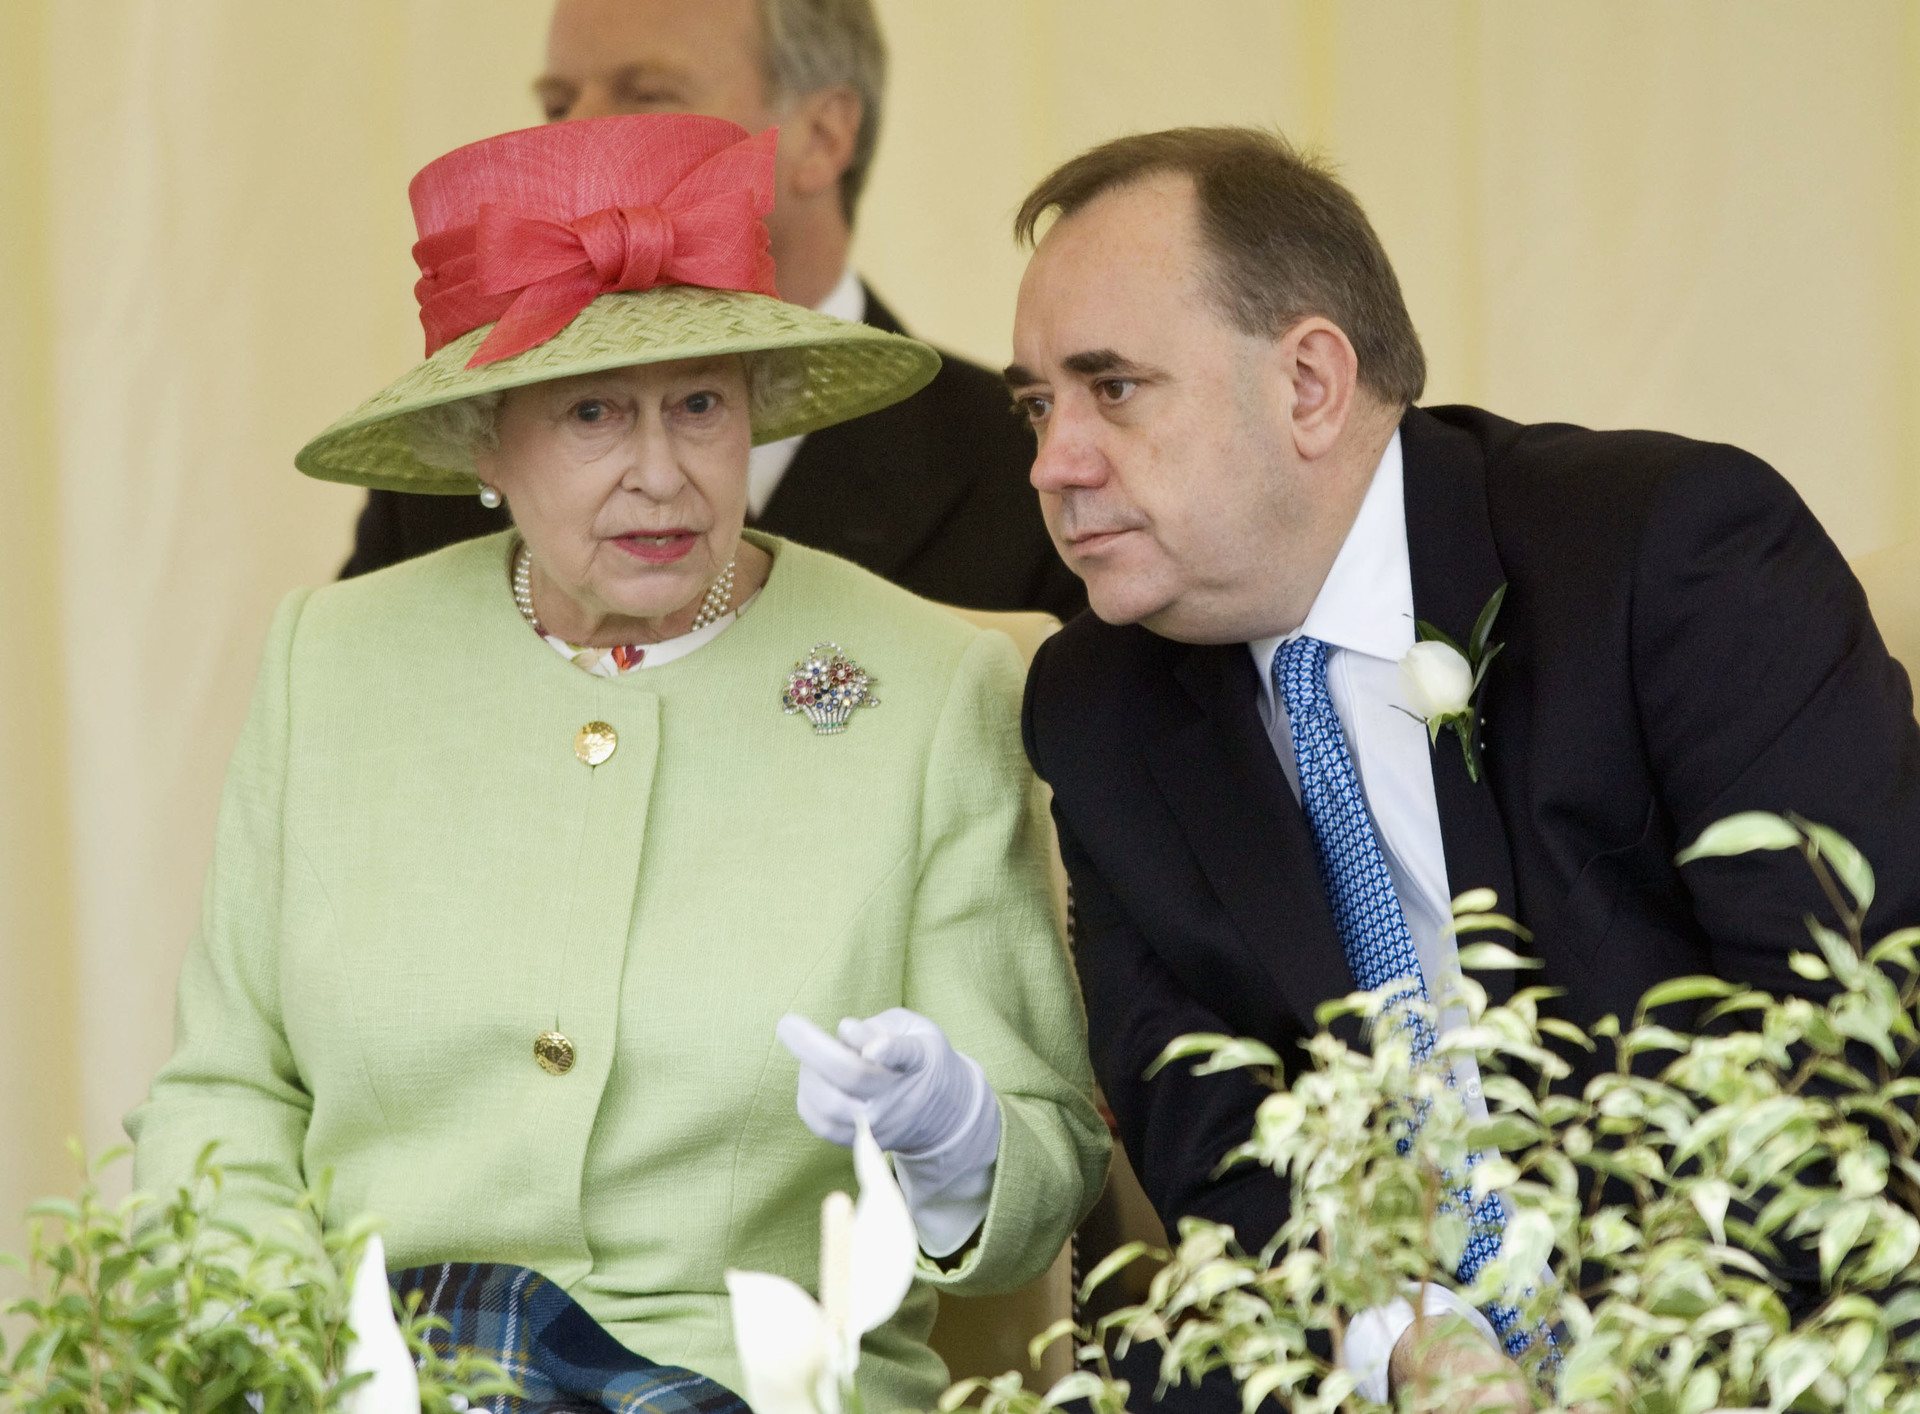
[
  {"left": 1009, "top": 174, "right": 1315, "bottom": 644},
  {"left": 537, "top": 0, "right": 777, "bottom": 132}
]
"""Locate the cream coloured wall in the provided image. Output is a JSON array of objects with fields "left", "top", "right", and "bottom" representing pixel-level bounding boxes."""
[{"left": 2, "top": 1, "right": 1915, "bottom": 1260}]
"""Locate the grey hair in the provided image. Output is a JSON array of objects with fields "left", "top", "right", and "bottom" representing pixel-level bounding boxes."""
[
  {"left": 758, "top": 0, "right": 887, "bottom": 223},
  {"left": 401, "top": 351, "right": 808, "bottom": 477}
]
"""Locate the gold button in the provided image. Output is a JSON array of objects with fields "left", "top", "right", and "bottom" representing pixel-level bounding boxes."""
[
  {"left": 574, "top": 721, "right": 617, "bottom": 766},
  {"left": 534, "top": 1031, "right": 575, "bottom": 1075}
]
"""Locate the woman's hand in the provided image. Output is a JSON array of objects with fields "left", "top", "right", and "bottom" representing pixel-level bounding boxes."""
[
  {"left": 777, "top": 1009, "right": 1005, "bottom": 1257},
  {"left": 777, "top": 1009, "right": 994, "bottom": 1159}
]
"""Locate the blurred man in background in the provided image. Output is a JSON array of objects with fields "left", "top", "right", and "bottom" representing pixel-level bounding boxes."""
[{"left": 343, "top": 0, "right": 1079, "bottom": 618}]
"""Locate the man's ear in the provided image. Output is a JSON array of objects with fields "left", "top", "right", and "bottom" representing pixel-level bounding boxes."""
[
  {"left": 780, "top": 85, "right": 862, "bottom": 202},
  {"left": 1280, "top": 318, "right": 1360, "bottom": 461}
]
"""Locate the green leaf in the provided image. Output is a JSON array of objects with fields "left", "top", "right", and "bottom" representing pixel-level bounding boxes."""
[
  {"left": 1467, "top": 1114, "right": 1543, "bottom": 1153},
  {"left": 1830, "top": 1318, "right": 1878, "bottom": 1375},
  {"left": 1469, "top": 583, "right": 1508, "bottom": 661},
  {"left": 1454, "top": 941, "right": 1536, "bottom": 974},
  {"left": 1676, "top": 810, "right": 1802, "bottom": 864},
  {"left": 1451, "top": 886, "right": 1498, "bottom": 915},
  {"left": 1026, "top": 1317, "right": 1077, "bottom": 1367},
  {"left": 1449, "top": 916, "right": 1535, "bottom": 948},
  {"left": 1793, "top": 814, "right": 1876, "bottom": 914},
  {"left": 1236, "top": 1361, "right": 1315, "bottom": 1411},
  {"left": 1190, "top": 1037, "right": 1284, "bottom": 1076},
  {"left": 1039, "top": 1371, "right": 1116, "bottom": 1410},
  {"left": 1621, "top": 1023, "right": 1691, "bottom": 1058},
  {"left": 1867, "top": 926, "right": 1920, "bottom": 970},
  {"left": 1764, "top": 1336, "right": 1829, "bottom": 1408},
  {"left": 1788, "top": 951, "right": 1831, "bottom": 981},
  {"left": 1469, "top": 638, "right": 1504, "bottom": 692},
  {"left": 1856, "top": 1212, "right": 1920, "bottom": 1286},
  {"left": 1689, "top": 1179, "right": 1731, "bottom": 1244},
  {"left": 1554, "top": 1327, "right": 1624, "bottom": 1401},
  {"left": 1146, "top": 1033, "right": 1255, "bottom": 1077},
  {"left": 1078, "top": 1241, "right": 1155, "bottom": 1301},
  {"left": 1458, "top": 722, "right": 1479, "bottom": 781},
  {"left": 1819, "top": 1200, "right": 1872, "bottom": 1285},
  {"left": 1414, "top": 618, "right": 1465, "bottom": 655},
  {"left": 1536, "top": 1017, "right": 1598, "bottom": 1050},
  {"left": 1637, "top": 974, "right": 1745, "bottom": 1014}
]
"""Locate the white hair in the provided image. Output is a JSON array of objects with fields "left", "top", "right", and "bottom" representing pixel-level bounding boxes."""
[
  {"left": 758, "top": 0, "right": 887, "bottom": 221},
  {"left": 401, "top": 351, "right": 806, "bottom": 476}
]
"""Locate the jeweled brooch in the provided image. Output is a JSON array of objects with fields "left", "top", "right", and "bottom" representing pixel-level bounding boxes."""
[{"left": 782, "top": 642, "right": 879, "bottom": 735}]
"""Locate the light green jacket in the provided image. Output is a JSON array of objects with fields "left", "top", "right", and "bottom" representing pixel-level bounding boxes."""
[{"left": 128, "top": 531, "right": 1108, "bottom": 1411}]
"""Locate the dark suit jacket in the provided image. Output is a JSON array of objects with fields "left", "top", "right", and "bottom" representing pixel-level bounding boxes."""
[
  {"left": 340, "top": 289, "right": 1083, "bottom": 618},
  {"left": 1025, "top": 404, "right": 1920, "bottom": 1318}
]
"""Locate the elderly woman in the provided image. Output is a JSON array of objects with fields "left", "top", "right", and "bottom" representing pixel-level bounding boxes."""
[{"left": 127, "top": 114, "right": 1105, "bottom": 1410}]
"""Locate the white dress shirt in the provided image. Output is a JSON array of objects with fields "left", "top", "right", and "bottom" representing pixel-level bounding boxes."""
[
  {"left": 1245, "top": 431, "right": 1499, "bottom": 1398},
  {"left": 746, "top": 267, "right": 866, "bottom": 518}
]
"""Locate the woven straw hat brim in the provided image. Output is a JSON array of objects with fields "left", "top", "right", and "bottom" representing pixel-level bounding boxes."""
[{"left": 294, "top": 286, "right": 940, "bottom": 494}]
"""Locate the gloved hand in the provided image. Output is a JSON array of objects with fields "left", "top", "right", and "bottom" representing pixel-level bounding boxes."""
[
  {"left": 776, "top": 1008, "right": 992, "bottom": 1158},
  {"left": 776, "top": 1008, "right": 1002, "bottom": 1256}
]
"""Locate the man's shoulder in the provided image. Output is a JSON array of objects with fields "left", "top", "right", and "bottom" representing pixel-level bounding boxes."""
[
  {"left": 1039, "top": 610, "right": 1183, "bottom": 680},
  {"left": 1411, "top": 403, "right": 1802, "bottom": 580},
  {"left": 1418, "top": 403, "right": 1784, "bottom": 511},
  {"left": 1025, "top": 612, "right": 1193, "bottom": 763}
]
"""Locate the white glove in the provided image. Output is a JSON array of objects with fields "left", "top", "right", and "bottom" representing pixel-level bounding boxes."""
[{"left": 776, "top": 1008, "right": 1002, "bottom": 1256}]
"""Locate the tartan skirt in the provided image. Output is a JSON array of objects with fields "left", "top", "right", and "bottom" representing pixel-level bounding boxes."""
[{"left": 393, "top": 1262, "right": 752, "bottom": 1414}]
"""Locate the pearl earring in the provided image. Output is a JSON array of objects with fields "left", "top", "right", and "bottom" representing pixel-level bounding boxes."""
[{"left": 478, "top": 483, "right": 503, "bottom": 510}]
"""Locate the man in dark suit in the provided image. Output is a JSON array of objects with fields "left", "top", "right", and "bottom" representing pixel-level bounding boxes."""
[
  {"left": 343, "top": 0, "right": 1077, "bottom": 619},
  {"left": 1007, "top": 127, "right": 1920, "bottom": 1408}
]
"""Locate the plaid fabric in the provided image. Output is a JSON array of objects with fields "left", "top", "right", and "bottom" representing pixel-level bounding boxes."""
[{"left": 392, "top": 1263, "right": 750, "bottom": 1414}]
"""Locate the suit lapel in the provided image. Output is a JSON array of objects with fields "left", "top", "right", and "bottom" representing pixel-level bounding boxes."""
[
  {"left": 1144, "top": 643, "right": 1359, "bottom": 1037},
  {"left": 1400, "top": 409, "right": 1520, "bottom": 1005},
  {"left": 754, "top": 286, "right": 974, "bottom": 577}
]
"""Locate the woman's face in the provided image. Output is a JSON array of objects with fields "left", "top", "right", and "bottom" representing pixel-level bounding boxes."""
[{"left": 478, "top": 356, "right": 752, "bottom": 644}]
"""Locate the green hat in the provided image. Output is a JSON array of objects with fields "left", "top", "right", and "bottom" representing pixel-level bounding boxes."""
[{"left": 294, "top": 114, "right": 938, "bottom": 495}]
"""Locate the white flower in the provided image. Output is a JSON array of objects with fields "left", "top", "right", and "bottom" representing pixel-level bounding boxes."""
[
  {"left": 726, "top": 1120, "right": 917, "bottom": 1414},
  {"left": 343, "top": 1234, "right": 421, "bottom": 1414},
  {"left": 1400, "top": 639, "right": 1475, "bottom": 723}
]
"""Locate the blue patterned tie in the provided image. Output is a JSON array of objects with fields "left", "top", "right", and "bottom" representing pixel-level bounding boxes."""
[{"left": 1275, "top": 636, "right": 1545, "bottom": 1361}]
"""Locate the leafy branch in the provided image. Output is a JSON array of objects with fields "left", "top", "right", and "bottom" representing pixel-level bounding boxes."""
[{"left": 947, "top": 815, "right": 1920, "bottom": 1412}]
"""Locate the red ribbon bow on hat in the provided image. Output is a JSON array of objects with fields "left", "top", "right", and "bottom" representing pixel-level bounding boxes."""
[{"left": 412, "top": 124, "right": 780, "bottom": 368}]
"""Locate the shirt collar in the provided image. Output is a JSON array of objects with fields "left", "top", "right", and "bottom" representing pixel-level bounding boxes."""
[
  {"left": 815, "top": 267, "right": 865, "bottom": 323},
  {"left": 1247, "top": 430, "right": 1412, "bottom": 699}
]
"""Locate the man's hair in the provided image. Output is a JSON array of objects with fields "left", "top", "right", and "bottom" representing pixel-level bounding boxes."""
[
  {"left": 1014, "top": 127, "right": 1426, "bottom": 406},
  {"left": 758, "top": 0, "right": 886, "bottom": 223}
]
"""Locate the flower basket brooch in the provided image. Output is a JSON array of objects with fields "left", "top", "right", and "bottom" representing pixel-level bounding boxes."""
[{"left": 781, "top": 642, "right": 879, "bottom": 736}]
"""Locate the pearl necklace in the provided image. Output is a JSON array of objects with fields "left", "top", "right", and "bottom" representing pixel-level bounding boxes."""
[{"left": 512, "top": 540, "right": 738, "bottom": 641}]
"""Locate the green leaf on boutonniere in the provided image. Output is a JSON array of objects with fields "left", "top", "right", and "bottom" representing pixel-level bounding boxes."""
[
  {"left": 1469, "top": 583, "right": 1508, "bottom": 662},
  {"left": 1470, "top": 638, "right": 1504, "bottom": 694},
  {"left": 1413, "top": 619, "right": 1465, "bottom": 657}
]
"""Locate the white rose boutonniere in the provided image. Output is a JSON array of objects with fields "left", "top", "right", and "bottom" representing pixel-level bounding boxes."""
[{"left": 1400, "top": 583, "right": 1506, "bottom": 783}]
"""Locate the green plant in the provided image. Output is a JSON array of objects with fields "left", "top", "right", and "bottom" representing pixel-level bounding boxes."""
[
  {"left": 944, "top": 814, "right": 1920, "bottom": 1413},
  {"left": 0, "top": 1146, "right": 515, "bottom": 1413}
]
